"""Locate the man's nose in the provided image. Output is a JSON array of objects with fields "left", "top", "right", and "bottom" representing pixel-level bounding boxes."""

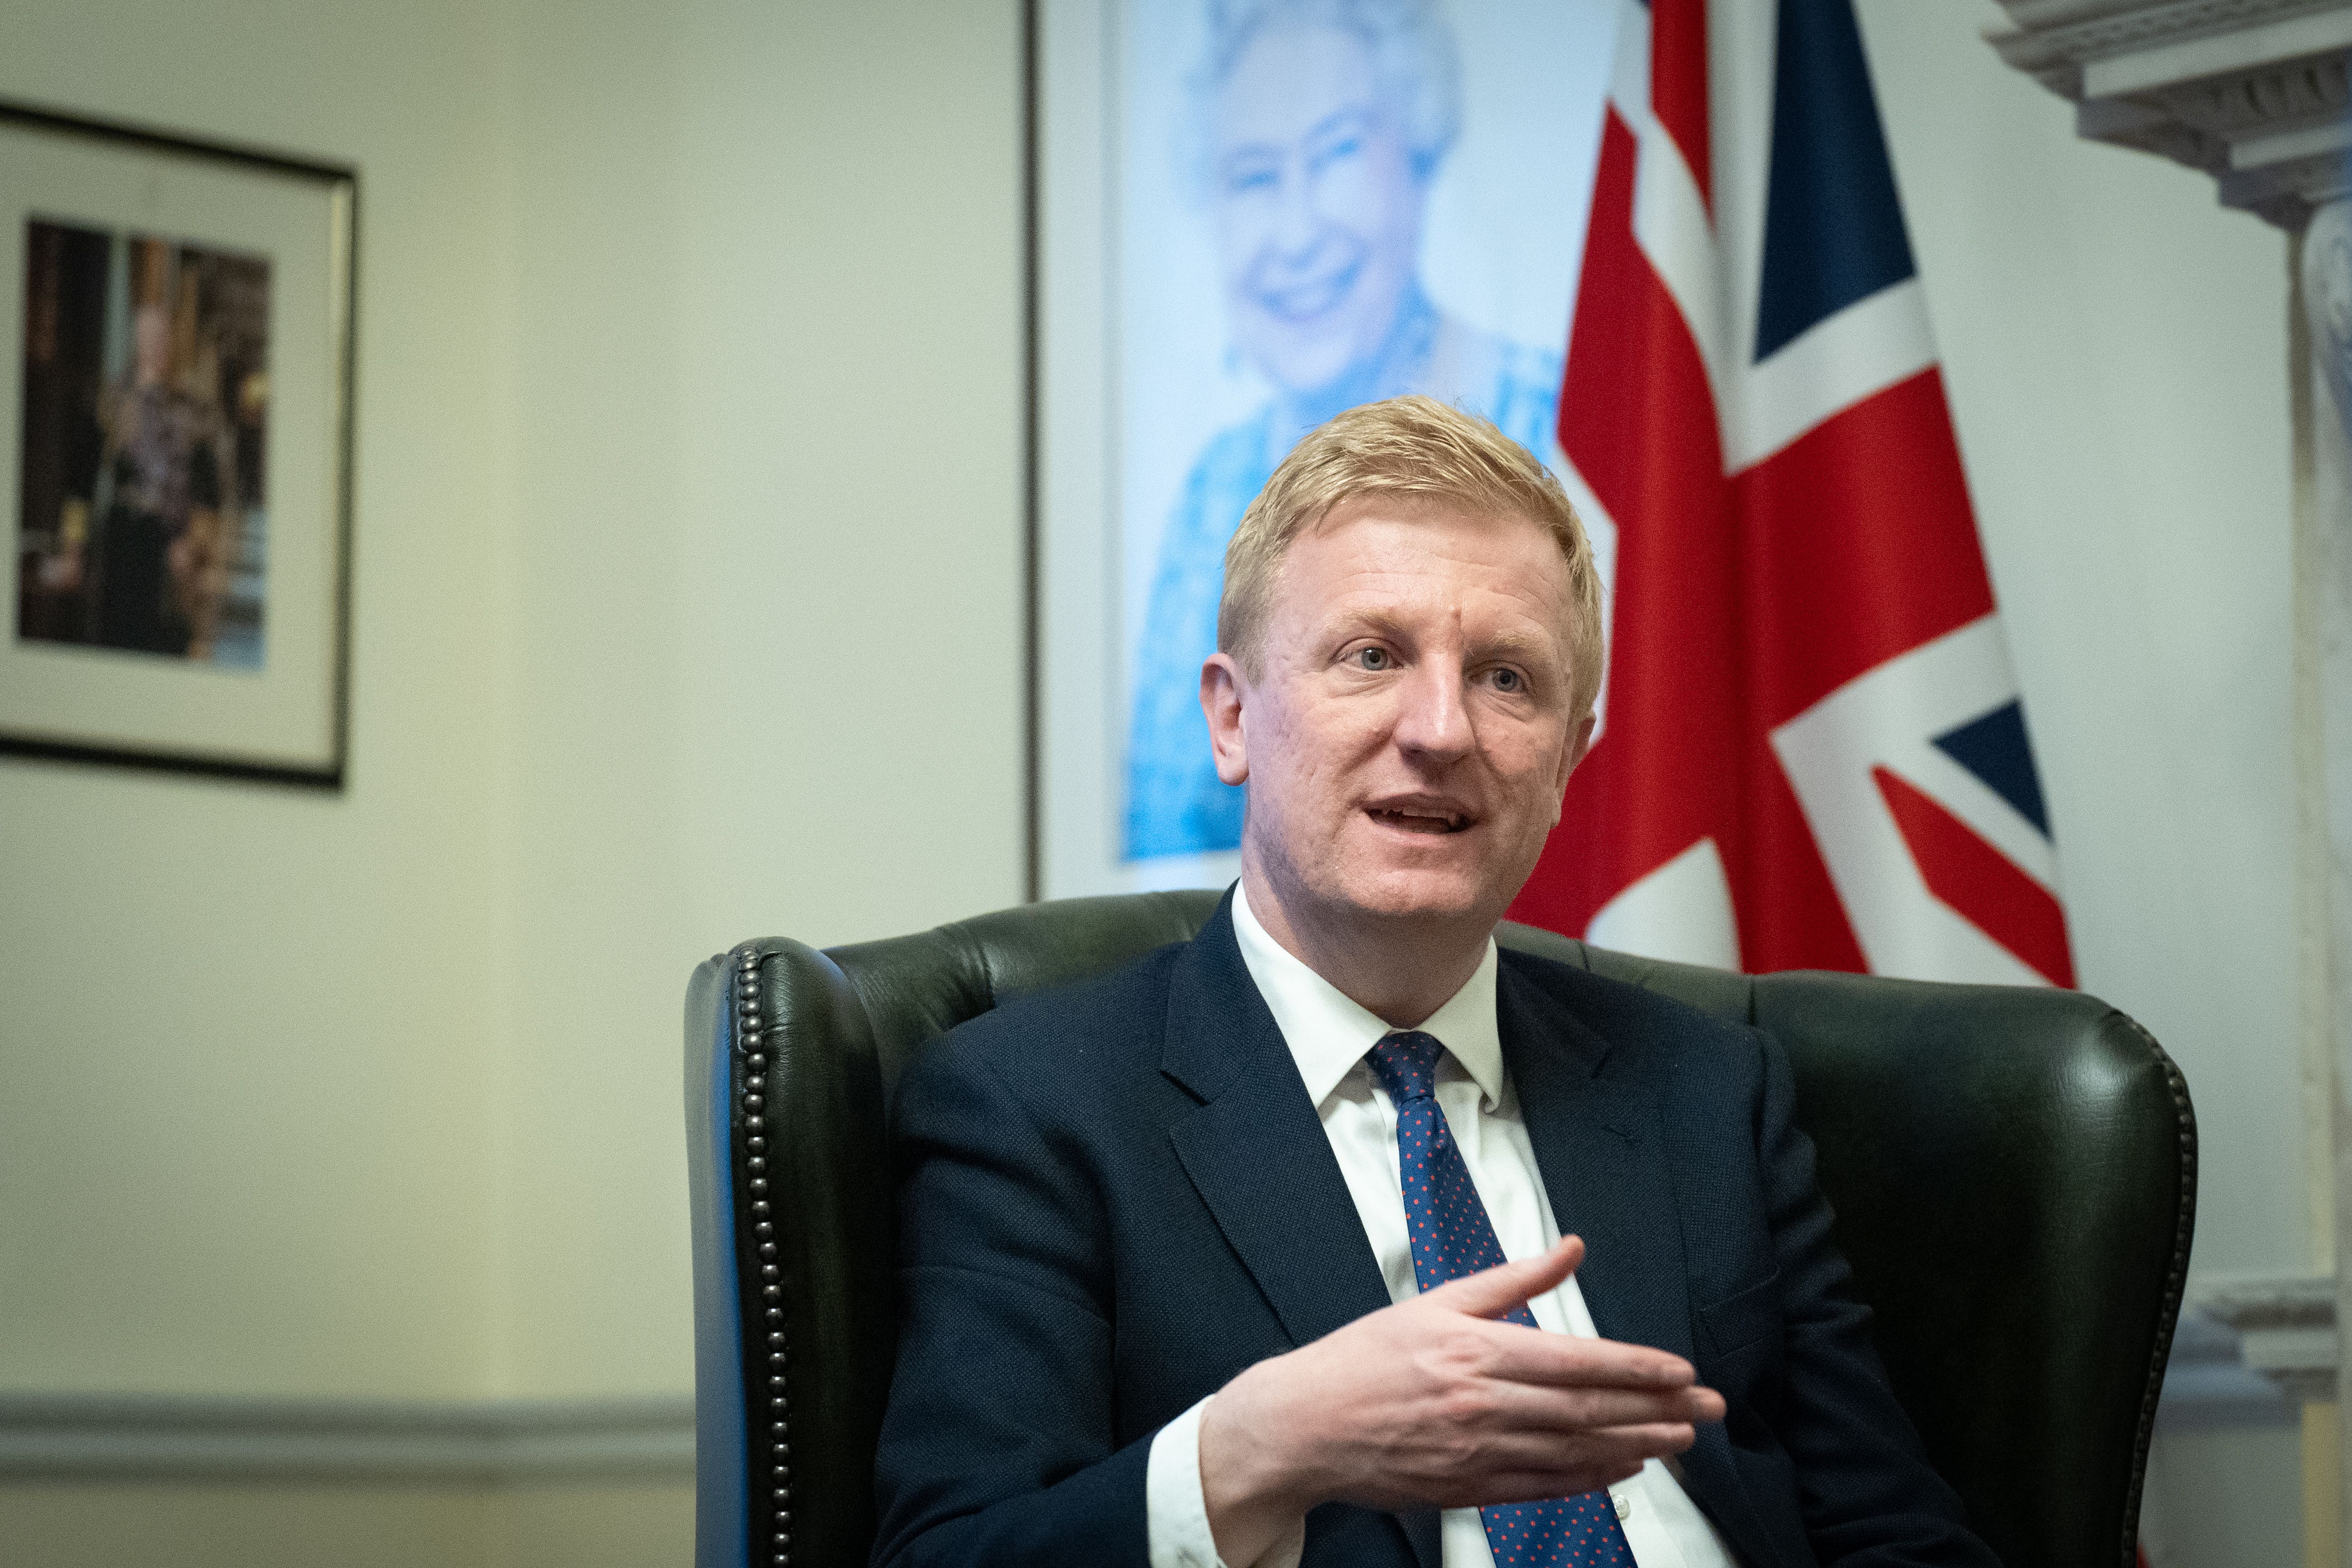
[{"left": 1392, "top": 659, "right": 1473, "bottom": 763}]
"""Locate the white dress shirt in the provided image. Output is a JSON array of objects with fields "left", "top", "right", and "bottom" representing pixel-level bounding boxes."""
[{"left": 1144, "top": 883, "right": 1742, "bottom": 1568}]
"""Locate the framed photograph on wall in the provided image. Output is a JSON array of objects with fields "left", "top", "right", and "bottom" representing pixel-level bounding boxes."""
[
  {"left": 1034, "top": 0, "right": 1616, "bottom": 898},
  {"left": 2, "top": 101, "right": 355, "bottom": 786}
]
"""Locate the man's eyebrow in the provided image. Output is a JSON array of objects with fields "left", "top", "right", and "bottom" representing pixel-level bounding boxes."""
[
  {"left": 1461, "top": 625, "right": 1571, "bottom": 670},
  {"left": 1320, "top": 607, "right": 1413, "bottom": 645},
  {"left": 1477, "top": 627, "right": 1554, "bottom": 656},
  {"left": 1318, "top": 613, "right": 1563, "bottom": 662}
]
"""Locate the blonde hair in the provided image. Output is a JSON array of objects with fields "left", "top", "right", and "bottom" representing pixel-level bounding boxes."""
[{"left": 1217, "top": 395, "right": 1606, "bottom": 721}]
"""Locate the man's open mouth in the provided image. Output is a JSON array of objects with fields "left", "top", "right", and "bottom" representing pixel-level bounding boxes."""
[{"left": 1367, "top": 806, "right": 1472, "bottom": 835}]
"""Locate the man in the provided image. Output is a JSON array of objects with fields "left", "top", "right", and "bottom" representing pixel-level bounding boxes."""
[{"left": 875, "top": 397, "right": 1996, "bottom": 1567}]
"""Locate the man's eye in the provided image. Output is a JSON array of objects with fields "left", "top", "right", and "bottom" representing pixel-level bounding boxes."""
[
  {"left": 1353, "top": 647, "right": 1391, "bottom": 671},
  {"left": 1491, "top": 667, "right": 1523, "bottom": 693}
]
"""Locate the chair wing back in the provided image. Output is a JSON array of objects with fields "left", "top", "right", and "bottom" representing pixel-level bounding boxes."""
[
  {"left": 685, "top": 892, "right": 2192, "bottom": 1568},
  {"left": 683, "top": 892, "right": 1223, "bottom": 1568},
  {"left": 1737, "top": 967, "right": 2194, "bottom": 1568}
]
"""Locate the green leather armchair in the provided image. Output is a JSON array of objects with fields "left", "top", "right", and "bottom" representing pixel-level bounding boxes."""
[{"left": 685, "top": 890, "right": 2194, "bottom": 1568}]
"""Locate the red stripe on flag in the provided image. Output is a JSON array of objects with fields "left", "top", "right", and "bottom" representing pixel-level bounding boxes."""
[
  {"left": 1557, "top": 112, "right": 1721, "bottom": 528},
  {"left": 1651, "top": 0, "right": 1711, "bottom": 210},
  {"left": 1733, "top": 368, "right": 1997, "bottom": 725},
  {"left": 1873, "top": 766, "right": 2076, "bottom": 987},
  {"left": 1519, "top": 109, "right": 1739, "bottom": 941},
  {"left": 1733, "top": 735, "right": 1870, "bottom": 973}
]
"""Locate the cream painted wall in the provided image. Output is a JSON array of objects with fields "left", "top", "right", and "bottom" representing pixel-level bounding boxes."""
[
  {"left": 1, "top": 0, "right": 1022, "bottom": 1407},
  {"left": 0, "top": 1477, "right": 693, "bottom": 1568},
  {"left": 3, "top": 0, "right": 1018, "bottom": 1556},
  {"left": 483, "top": 0, "right": 1025, "bottom": 1398},
  {"left": 0, "top": 0, "right": 512, "bottom": 1399},
  {"left": 0, "top": 1480, "right": 495, "bottom": 1568}
]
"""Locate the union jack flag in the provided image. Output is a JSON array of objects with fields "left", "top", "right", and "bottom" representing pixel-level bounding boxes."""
[{"left": 1510, "top": 0, "right": 2074, "bottom": 988}]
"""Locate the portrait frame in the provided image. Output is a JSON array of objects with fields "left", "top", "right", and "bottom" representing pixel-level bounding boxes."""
[
  {"left": 2, "top": 99, "right": 356, "bottom": 789},
  {"left": 1030, "top": 0, "right": 1615, "bottom": 900}
]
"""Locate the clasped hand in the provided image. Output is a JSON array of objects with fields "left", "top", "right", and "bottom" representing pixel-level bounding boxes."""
[{"left": 1198, "top": 1236, "right": 1725, "bottom": 1564}]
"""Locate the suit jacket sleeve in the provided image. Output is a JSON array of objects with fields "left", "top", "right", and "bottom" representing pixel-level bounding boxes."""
[
  {"left": 1748, "top": 1021, "right": 2000, "bottom": 1568},
  {"left": 871, "top": 1028, "right": 1154, "bottom": 1568}
]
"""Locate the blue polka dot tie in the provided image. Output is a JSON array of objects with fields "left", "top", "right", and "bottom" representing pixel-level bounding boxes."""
[{"left": 1366, "top": 1031, "right": 1636, "bottom": 1568}]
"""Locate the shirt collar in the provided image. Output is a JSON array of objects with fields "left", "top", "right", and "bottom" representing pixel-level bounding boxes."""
[{"left": 1230, "top": 879, "right": 1503, "bottom": 1109}]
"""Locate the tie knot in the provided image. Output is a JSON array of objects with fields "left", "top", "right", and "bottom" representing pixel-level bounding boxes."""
[{"left": 1367, "top": 1031, "right": 1443, "bottom": 1104}]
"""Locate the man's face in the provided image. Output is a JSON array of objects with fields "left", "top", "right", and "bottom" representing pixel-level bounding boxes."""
[
  {"left": 1212, "top": 25, "right": 1424, "bottom": 395},
  {"left": 1206, "top": 503, "right": 1593, "bottom": 933}
]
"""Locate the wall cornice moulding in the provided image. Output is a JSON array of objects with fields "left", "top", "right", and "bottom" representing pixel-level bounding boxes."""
[
  {"left": 2196, "top": 1273, "right": 2341, "bottom": 1403},
  {"left": 2162, "top": 1301, "right": 2306, "bottom": 1425},
  {"left": 0, "top": 1392, "right": 693, "bottom": 1483},
  {"left": 1989, "top": 0, "right": 2352, "bottom": 228}
]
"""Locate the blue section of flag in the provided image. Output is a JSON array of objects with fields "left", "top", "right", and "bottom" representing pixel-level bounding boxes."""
[
  {"left": 1753, "top": 0, "right": 1916, "bottom": 361},
  {"left": 1933, "top": 700, "right": 2050, "bottom": 837}
]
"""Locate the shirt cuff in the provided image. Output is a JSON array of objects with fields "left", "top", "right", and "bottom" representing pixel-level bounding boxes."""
[{"left": 1145, "top": 1395, "right": 1306, "bottom": 1568}]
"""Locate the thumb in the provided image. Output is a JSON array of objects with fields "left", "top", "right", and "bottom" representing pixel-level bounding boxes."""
[{"left": 1430, "top": 1234, "right": 1585, "bottom": 1320}]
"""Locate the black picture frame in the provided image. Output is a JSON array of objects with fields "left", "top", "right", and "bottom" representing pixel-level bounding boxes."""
[{"left": 2, "top": 99, "right": 357, "bottom": 789}]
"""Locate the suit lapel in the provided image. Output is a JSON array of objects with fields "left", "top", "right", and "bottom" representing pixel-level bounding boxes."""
[
  {"left": 1500, "top": 960, "right": 1788, "bottom": 1568},
  {"left": 1161, "top": 899, "right": 1436, "bottom": 1568},
  {"left": 1162, "top": 902, "right": 1394, "bottom": 1348},
  {"left": 1496, "top": 959, "right": 1695, "bottom": 1364}
]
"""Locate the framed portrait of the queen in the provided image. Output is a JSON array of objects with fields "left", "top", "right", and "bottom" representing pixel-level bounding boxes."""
[
  {"left": 3, "top": 101, "right": 354, "bottom": 786},
  {"left": 1035, "top": 0, "right": 1616, "bottom": 896}
]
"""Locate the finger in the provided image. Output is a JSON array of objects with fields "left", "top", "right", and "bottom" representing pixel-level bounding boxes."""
[
  {"left": 1470, "top": 1381, "right": 1724, "bottom": 1434},
  {"left": 1475, "top": 1323, "right": 1700, "bottom": 1392},
  {"left": 1482, "top": 1421, "right": 1698, "bottom": 1469},
  {"left": 1591, "top": 1419, "right": 1701, "bottom": 1459},
  {"left": 1429, "top": 1235, "right": 1584, "bottom": 1320}
]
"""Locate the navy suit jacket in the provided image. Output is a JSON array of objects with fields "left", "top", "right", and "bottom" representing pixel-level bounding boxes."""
[{"left": 872, "top": 896, "right": 1996, "bottom": 1568}]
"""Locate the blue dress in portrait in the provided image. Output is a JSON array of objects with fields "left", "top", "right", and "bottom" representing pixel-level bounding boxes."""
[{"left": 1124, "top": 289, "right": 1563, "bottom": 859}]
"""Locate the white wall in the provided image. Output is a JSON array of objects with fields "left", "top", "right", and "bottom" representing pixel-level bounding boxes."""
[
  {"left": 1858, "top": 1, "right": 2303, "bottom": 1283},
  {"left": 1858, "top": 7, "right": 2304, "bottom": 1565}
]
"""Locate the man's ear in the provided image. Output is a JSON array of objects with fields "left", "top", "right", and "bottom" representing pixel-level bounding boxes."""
[
  {"left": 1202, "top": 653, "right": 1250, "bottom": 786},
  {"left": 1550, "top": 712, "right": 1595, "bottom": 818}
]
